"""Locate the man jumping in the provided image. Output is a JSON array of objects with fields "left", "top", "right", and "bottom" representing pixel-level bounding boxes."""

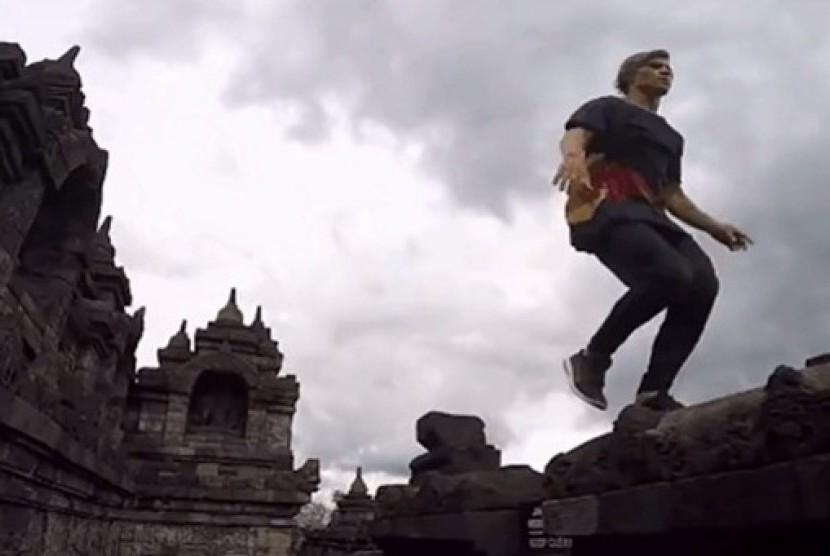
[{"left": 553, "top": 50, "right": 752, "bottom": 412}]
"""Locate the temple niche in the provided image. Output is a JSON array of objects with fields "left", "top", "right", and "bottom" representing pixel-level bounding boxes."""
[
  {"left": 119, "top": 289, "right": 322, "bottom": 555},
  {"left": 124, "top": 288, "right": 319, "bottom": 511},
  {"left": 187, "top": 369, "right": 249, "bottom": 435}
]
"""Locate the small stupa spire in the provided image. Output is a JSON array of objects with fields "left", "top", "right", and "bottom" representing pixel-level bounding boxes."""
[
  {"left": 166, "top": 319, "right": 189, "bottom": 350},
  {"left": 57, "top": 45, "right": 80, "bottom": 68},
  {"left": 98, "top": 215, "right": 112, "bottom": 235},
  {"left": 89, "top": 215, "right": 115, "bottom": 260},
  {"left": 216, "top": 287, "right": 244, "bottom": 324},
  {"left": 347, "top": 466, "right": 368, "bottom": 497},
  {"left": 133, "top": 306, "right": 146, "bottom": 322},
  {"left": 250, "top": 305, "right": 270, "bottom": 337}
]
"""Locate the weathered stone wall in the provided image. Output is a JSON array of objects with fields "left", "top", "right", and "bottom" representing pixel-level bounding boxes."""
[
  {"left": 0, "top": 386, "right": 129, "bottom": 555},
  {"left": 119, "top": 523, "right": 296, "bottom": 556},
  {"left": 0, "top": 499, "right": 297, "bottom": 556},
  {"left": 0, "top": 505, "right": 123, "bottom": 556}
]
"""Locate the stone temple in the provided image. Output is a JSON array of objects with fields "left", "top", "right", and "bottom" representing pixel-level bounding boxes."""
[{"left": 0, "top": 44, "right": 318, "bottom": 555}]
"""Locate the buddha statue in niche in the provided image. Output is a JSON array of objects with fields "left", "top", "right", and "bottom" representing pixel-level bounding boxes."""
[{"left": 186, "top": 370, "right": 247, "bottom": 436}]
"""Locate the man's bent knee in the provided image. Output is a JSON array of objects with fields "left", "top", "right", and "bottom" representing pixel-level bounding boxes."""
[
  {"left": 693, "top": 262, "right": 719, "bottom": 301},
  {"left": 654, "top": 262, "right": 696, "bottom": 302},
  {"left": 683, "top": 270, "right": 719, "bottom": 314}
]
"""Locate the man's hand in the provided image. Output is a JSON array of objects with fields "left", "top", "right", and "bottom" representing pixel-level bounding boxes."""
[
  {"left": 708, "top": 222, "right": 753, "bottom": 251},
  {"left": 664, "top": 186, "right": 754, "bottom": 251},
  {"left": 552, "top": 152, "right": 595, "bottom": 193}
]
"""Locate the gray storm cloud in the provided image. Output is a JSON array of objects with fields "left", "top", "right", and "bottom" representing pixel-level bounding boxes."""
[{"left": 81, "top": 0, "right": 830, "bottom": 469}]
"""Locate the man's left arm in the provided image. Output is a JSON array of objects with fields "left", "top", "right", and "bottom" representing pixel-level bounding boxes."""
[
  {"left": 663, "top": 184, "right": 753, "bottom": 250},
  {"left": 663, "top": 184, "right": 720, "bottom": 233}
]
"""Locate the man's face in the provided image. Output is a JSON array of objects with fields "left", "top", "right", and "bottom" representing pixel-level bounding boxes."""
[{"left": 632, "top": 57, "right": 673, "bottom": 96}]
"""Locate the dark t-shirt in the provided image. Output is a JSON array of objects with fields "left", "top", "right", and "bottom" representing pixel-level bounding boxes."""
[
  {"left": 566, "top": 95, "right": 683, "bottom": 197},
  {"left": 564, "top": 95, "right": 688, "bottom": 252}
]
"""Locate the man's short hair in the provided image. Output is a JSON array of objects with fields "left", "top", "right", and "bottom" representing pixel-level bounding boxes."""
[{"left": 615, "top": 49, "right": 670, "bottom": 94}]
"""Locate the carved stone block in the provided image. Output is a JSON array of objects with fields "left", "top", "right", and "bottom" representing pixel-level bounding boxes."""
[
  {"left": 416, "top": 411, "right": 487, "bottom": 450},
  {"left": 265, "top": 412, "right": 291, "bottom": 449}
]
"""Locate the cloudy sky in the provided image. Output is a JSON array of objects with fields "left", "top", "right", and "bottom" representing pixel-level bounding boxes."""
[{"left": 7, "top": 0, "right": 830, "bottom": 503}]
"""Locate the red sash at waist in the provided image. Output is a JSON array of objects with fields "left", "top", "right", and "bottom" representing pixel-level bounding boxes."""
[{"left": 591, "top": 165, "right": 654, "bottom": 203}]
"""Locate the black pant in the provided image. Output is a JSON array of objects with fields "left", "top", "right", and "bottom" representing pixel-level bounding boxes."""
[{"left": 586, "top": 221, "right": 719, "bottom": 394}]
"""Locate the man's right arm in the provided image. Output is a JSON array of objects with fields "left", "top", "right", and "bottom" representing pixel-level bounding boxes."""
[
  {"left": 560, "top": 128, "right": 594, "bottom": 159},
  {"left": 553, "top": 127, "right": 596, "bottom": 192},
  {"left": 554, "top": 97, "right": 610, "bottom": 191}
]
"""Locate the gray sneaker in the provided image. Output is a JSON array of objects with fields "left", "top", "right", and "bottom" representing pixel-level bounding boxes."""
[
  {"left": 563, "top": 349, "right": 611, "bottom": 410},
  {"left": 636, "top": 391, "right": 684, "bottom": 412}
]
